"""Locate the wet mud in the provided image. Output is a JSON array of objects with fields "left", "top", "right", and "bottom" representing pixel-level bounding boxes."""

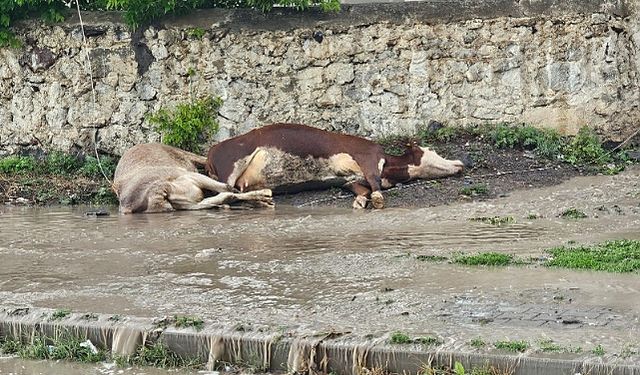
[{"left": 1, "top": 167, "right": 639, "bottom": 373}]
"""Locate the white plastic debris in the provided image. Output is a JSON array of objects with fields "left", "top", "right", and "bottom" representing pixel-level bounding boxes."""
[{"left": 79, "top": 339, "right": 98, "bottom": 354}]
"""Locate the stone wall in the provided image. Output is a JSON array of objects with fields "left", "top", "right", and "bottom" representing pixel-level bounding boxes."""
[{"left": 0, "top": 0, "right": 638, "bottom": 156}]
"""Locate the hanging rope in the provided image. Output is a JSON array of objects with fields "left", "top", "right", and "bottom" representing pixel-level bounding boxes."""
[{"left": 74, "top": 0, "right": 112, "bottom": 187}]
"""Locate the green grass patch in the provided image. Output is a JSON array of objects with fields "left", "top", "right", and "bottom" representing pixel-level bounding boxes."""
[
  {"left": 117, "top": 342, "right": 202, "bottom": 368},
  {"left": 538, "top": 339, "right": 563, "bottom": 353},
  {"left": 51, "top": 308, "right": 71, "bottom": 320},
  {"left": 560, "top": 208, "right": 587, "bottom": 219},
  {"left": 174, "top": 315, "right": 204, "bottom": 331},
  {"left": 453, "top": 252, "right": 514, "bottom": 266},
  {"left": 469, "top": 338, "right": 486, "bottom": 348},
  {"left": 1, "top": 335, "right": 106, "bottom": 363},
  {"left": 389, "top": 332, "right": 412, "bottom": 344},
  {"left": 527, "top": 214, "right": 541, "bottom": 219},
  {"left": 592, "top": 344, "right": 605, "bottom": 356},
  {"left": 459, "top": 184, "right": 488, "bottom": 197},
  {"left": 468, "top": 216, "right": 514, "bottom": 225},
  {"left": 0, "top": 156, "right": 37, "bottom": 174},
  {"left": 494, "top": 340, "right": 530, "bottom": 353},
  {"left": 545, "top": 240, "right": 640, "bottom": 273}
]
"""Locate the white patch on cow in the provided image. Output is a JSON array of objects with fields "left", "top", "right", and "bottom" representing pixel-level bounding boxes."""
[
  {"left": 381, "top": 178, "right": 393, "bottom": 189},
  {"left": 227, "top": 148, "right": 365, "bottom": 192},
  {"left": 328, "top": 153, "right": 363, "bottom": 176},
  {"left": 236, "top": 148, "right": 269, "bottom": 191},
  {"left": 408, "top": 147, "right": 465, "bottom": 179},
  {"left": 378, "top": 158, "right": 386, "bottom": 173}
]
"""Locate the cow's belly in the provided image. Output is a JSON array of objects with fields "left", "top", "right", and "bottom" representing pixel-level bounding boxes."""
[{"left": 231, "top": 147, "right": 364, "bottom": 193}]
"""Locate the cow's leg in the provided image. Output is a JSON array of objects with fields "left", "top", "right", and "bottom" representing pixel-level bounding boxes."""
[
  {"left": 344, "top": 181, "right": 371, "bottom": 209},
  {"left": 355, "top": 158, "right": 385, "bottom": 209},
  {"left": 195, "top": 189, "right": 274, "bottom": 209},
  {"left": 177, "top": 172, "right": 234, "bottom": 193}
]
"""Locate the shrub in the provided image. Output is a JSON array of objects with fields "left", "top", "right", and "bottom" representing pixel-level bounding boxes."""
[
  {"left": 563, "top": 126, "right": 610, "bottom": 165},
  {"left": 148, "top": 96, "right": 223, "bottom": 153},
  {"left": 0, "top": 155, "right": 37, "bottom": 174}
]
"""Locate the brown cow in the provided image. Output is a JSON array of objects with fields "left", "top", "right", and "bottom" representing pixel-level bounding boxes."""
[
  {"left": 205, "top": 123, "right": 466, "bottom": 209},
  {"left": 113, "top": 143, "right": 273, "bottom": 214}
]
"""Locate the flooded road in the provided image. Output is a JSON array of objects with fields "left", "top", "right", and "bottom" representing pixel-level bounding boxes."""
[{"left": 1, "top": 167, "right": 639, "bottom": 362}]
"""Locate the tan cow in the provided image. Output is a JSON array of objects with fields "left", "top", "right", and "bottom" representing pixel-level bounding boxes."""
[{"left": 113, "top": 143, "right": 273, "bottom": 214}]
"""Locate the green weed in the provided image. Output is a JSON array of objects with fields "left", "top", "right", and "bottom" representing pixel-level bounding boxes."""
[
  {"left": 119, "top": 341, "right": 202, "bottom": 368},
  {"left": 9, "top": 335, "right": 106, "bottom": 363},
  {"left": 44, "top": 151, "right": 83, "bottom": 175},
  {"left": 545, "top": 240, "right": 640, "bottom": 273},
  {"left": 592, "top": 344, "right": 605, "bottom": 356},
  {"left": 469, "top": 338, "right": 486, "bottom": 348},
  {"left": 563, "top": 127, "right": 610, "bottom": 165},
  {"left": 453, "top": 252, "right": 514, "bottom": 266},
  {"left": 490, "top": 124, "right": 564, "bottom": 159},
  {"left": 187, "top": 27, "right": 206, "bottom": 39},
  {"left": 148, "top": 96, "right": 223, "bottom": 153},
  {"left": 389, "top": 332, "right": 412, "bottom": 344},
  {"left": 494, "top": 340, "right": 530, "bottom": 353},
  {"left": 526, "top": 213, "right": 541, "bottom": 219},
  {"left": 0, "top": 156, "right": 36, "bottom": 174},
  {"left": 51, "top": 308, "right": 71, "bottom": 320},
  {"left": 538, "top": 339, "right": 563, "bottom": 353},
  {"left": 460, "top": 184, "right": 489, "bottom": 197},
  {"left": 174, "top": 315, "right": 204, "bottom": 331},
  {"left": 80, "top": 155, "right": 118, "bottom": 178},
  {"left": 560, "top": 208, "right": 587, "bottom": 219},
  {"left": 468, "top": 216, "right": 514, "bottom": 225}
]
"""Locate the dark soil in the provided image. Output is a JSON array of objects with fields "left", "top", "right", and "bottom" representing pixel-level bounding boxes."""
[
  {"left": 274, "top": 135, "right": 584, "bottom": 209},
  {"left": 0, "top": 174, "right": 115, "bottom": 206},
  {"left": 1, "top": 136, "right": 587, "bottom": 209}
]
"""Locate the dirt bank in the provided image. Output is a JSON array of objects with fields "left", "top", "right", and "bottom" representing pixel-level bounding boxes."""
[{"left": 0, "top": 136, "right": 589, "bottom": 209}]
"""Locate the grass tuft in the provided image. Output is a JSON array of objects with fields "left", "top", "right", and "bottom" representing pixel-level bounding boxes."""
[
  {"left": 560, "top": 208, "right": 587, "bottom": 219},
  {"left": 460, "top": 184, "right": 489, "bottom": 197},
  {"left": 469, "top": 338, "right": 486, "bottom": 348},
  {"left": 545, "top": 240, "right": 640, "bottom": 273},
  {"left": 453, "top": 252, "right": 514, "bottom": 266},
  {"left": 494, "top": 340, "right": 530, "bottom": 353},
  {"left": 389, "top": 332, "right": 413, "bottom": 344},
  {"left": 51, "top": 308, "right": 71, "bottom": 320},
  {"left": 174, "top": 315, "right": 204, "bottom": 331}
]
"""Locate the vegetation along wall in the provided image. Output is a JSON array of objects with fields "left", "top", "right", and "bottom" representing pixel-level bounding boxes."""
[{"left": 0, "top": 0, "right": 638, "bottom": 156}]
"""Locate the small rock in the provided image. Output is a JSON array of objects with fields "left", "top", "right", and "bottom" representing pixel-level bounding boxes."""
[
  {"left": 15, "top": 197, "right": 30, "bottom": 205},
  {"left": 85, "top": 209, "right": 110, "bottom": 217}
]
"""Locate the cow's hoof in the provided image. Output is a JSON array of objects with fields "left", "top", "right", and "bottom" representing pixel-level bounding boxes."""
[
  {"left": 352, "top": 195, "right": 368, "bottom": 209},
  {"left": 371, "top": 191, "right": 385, "bottom": 209}
]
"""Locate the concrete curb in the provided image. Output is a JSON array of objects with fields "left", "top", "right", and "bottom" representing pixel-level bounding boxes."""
[{"left": 1, "top": 308, "right": 639, "bottom": 375}]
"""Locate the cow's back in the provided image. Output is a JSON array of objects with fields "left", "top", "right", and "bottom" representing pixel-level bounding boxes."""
[{"left": 206, "top": 123, "right": 380, "bottom": 182}]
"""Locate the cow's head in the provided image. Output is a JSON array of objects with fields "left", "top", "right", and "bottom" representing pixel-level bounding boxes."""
[
  {"left": 407, "top": 146, "right": 466, "bottom": 179},
  {"left": 119, "top": 181, "right": 173, "bottom": 214}
]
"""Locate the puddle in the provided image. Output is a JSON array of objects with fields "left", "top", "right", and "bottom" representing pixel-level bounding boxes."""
[{"left": 0, "top": 168, "right": 639, "bottom": 360}]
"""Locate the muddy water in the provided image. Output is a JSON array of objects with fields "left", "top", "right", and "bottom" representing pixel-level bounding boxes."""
[
  {"left": 0, "top": 356, "right": 200, "bottom": 375},
  {"left": 1, "top": 167, "right": 639, "bottom": 360}
]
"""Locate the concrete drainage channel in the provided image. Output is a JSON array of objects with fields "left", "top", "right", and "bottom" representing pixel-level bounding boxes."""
[{"left": 1, "top": 308, "right": 639, "bottom": 375}]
